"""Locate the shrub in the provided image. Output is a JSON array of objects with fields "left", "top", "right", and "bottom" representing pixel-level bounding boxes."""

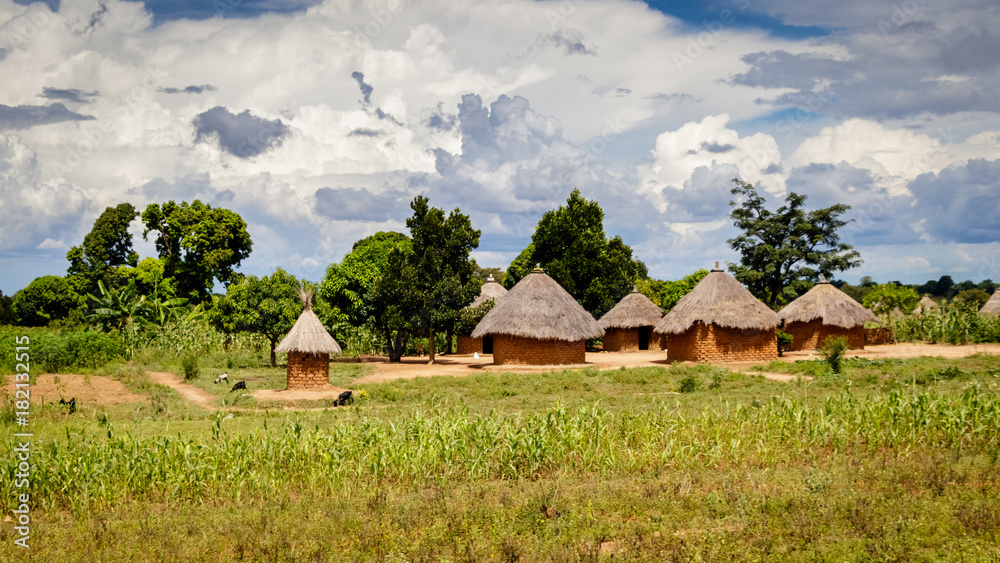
[
  {"left": 820, "top": 336, "right": 849, "bottom": 373},
  {"left": 678, "top": 374, "right": 700, "bottom": 393},
  {"left": 181, "top": 354, "right": 199, "bottom": 381},
  {"left": 777, "top": 330, "right": 793, "bottom": 356}
]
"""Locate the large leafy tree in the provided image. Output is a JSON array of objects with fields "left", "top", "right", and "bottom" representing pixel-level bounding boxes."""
[
  {"left": 12, "top": 276, "right": 84, "bottom": 327},
  {"left": 636, "top": 269, "right": 709, "bottom": 312},
  {"left": 727, "top": 178, "right": 862, "bottom": 309},
  {"left": 141, "top": 200, "right": 253, "bottom": 302},
  {"left": 320, "top": 232, "right": 419, "bottom": 362},
  {"left": 0, "top": 290, "right": 16, "bottom": 325},
  {"left": 863, "top": 283, "right": 920, "bottom": 316},
  {"left": 211, "top": 268, "right": 304, "bottom": 367},
  {"left": 406, "top": 196, "right": 481, "bottom": 363},
  {"left": 66, "top": 203, "right": 140, "bottom": 296},
  {"left": 505, "top": 189, "right": 647, "bottom": 317}
]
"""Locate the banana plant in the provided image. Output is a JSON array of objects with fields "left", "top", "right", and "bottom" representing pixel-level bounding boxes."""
[{"left": 87, "top": 280, "right": 148, "bottom": 332}]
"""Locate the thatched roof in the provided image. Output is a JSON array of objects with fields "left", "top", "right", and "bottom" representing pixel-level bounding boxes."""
[
  {"left": 471, "top": 267, "right": 604, "bottom": 341},
  {"left": 275, "top": 290, "right": 342, "bottom": 355},
  {"left": 981, "top": 291, "right": 1000, "bottom": 316},
  {"left": 468, "top": 275, "right": 508, "bottom": 308},
  {"left": 914, "top": 295, "right": 938, "bottom": 314},
  {"left": 778, "top": 282, "right": 877, "bottom": 328},
  {"left": 654, "top": 269, "right": 778, "bottom": 335},
  {"left": 598, "top": 286, "right": 664, "bottom": 329}
]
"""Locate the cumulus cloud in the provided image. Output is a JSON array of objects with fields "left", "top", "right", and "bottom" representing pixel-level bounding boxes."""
[
  {"left": 907, "top": 159, "right": 1000, "bottom": 244},
  {"left": 193, "top": 107, "right": 289, "bottom": 158},
  {"left": 314, "top": 186, "right": 411, "bottom": 222},
  {"left": 0, "top": 103, "right": 96, "bottom": 130}
]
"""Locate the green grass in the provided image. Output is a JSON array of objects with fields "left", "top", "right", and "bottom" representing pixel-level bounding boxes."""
[{"left": 2, "top": 355, "right": 1000, "bottom": 561}]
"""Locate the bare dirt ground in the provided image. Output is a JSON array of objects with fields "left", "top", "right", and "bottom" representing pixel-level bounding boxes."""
[
  {"left": 1, "top": 373, "right": 146, "bottom": 407},
  {"left": 147, "top": 371, "right": 221, "bottom": 410},
  {"left": 252, "top": 386, "right": 353, "bottom": 402}
]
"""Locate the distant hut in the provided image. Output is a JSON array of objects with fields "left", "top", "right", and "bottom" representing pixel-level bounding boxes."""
[
  {"left": 457, "top": 275, "right": 509, "bottom": 355},
  {"left": 914, "top": 295, "right": 939, "bottom": 315},
  {"left": 981, "top": 291, "right": 1000, "bottom": 316},
  {"left": 275, "top": 289, "right": 342, "bottom": 390},
  {"left": 471, "top": 267, "right": 603, "bottom": 365},
  {"left": 778, "top": 280, "right": 877, "bottom": 350},
  {"left": 653, "top": 266, "right": 778, "bottom": 363},
  {"left": 598, "top": 286, "right": 665, "bottom": 351}
]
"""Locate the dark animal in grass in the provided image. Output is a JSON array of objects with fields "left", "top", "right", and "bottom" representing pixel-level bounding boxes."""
[
  {"left": 230, "top": 381, "right": 247, "bottom": 392},
  {"left": 59, "top": 397, "right": 76, "bottom": 414},
  {"left": 336, "top": 390, "right": 353, "bottom": 406},
  {"left": 214, "top": 372, "right": 229, "bottom": 384},
  {"left": 541, "top": 504, "right": 562, "bottom": 519}
]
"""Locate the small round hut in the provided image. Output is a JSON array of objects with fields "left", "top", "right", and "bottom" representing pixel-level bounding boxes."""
[
  {"left": 275, "top": 290, "right": 342, "bottom": 390},
  {"left": 598, "top": 287, "right": 665, "bottom": 351},
  {"left": 457, "top": 275, "right": 509, "bottom": 355},
  {"left": 981, "top": 291, "right": 1000, "bottom": 316},
  {"left": 653, "top": 267, "right": 779, "bottom": 363},
  {"left": 471, "top": 267, "right": 603, "bottom": 365},
  {"left": 914, "top": 295, "right": 938, "bottom": 315},
  {"left": 778, "top": 280, "right": 877, "bottom": 350}
]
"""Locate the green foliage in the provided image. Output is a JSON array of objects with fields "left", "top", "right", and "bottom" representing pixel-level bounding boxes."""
[
  {"left": 505, "top": 189, "right": 647, "bottom": 317},
  {"left": 0, "top": 326, "right": 123, "bottom": 373},
  {"left": 777, "top": 329, "right": 793, "bottom": 356},
  {"left": 181, "top": 353, "right": 199, "bottom": 381},
  {"left": 0, "top": 290, "right": 14, "bottom": 325},
  {"left": 12, "top": 275, "right": 84, "bottom": 327},
  {"left": 636, "top": 269, "right": 708, "bottom": 311},
  {"left": 889, "top": 301, "right": 1000, "bottom": 344},
  {"left": 820, "top": 336, "right": 850, "bottom": 373},
  {"left": 211, "top": 268, "right": 304, "bottom": 367},
  {"left": 727, "top": 178, "right": 862, "bottom": 308},
  {"left": 456, "top": 300, "right": 494, "bottom": 335},
  {"left": 66, "top": 203, "right": 139, "bottom": 296},
  {"left": 863, "top": 283, "right": 920, "bottom": 316},
  {"left": 678, "top": 374, "right": 700, "bottom": 393},
  {"left": 954, "top": 288, "right": 991, "bottom": 306},
  {"left": 141, "top": 200, "right": 253, "bottom": 302}
]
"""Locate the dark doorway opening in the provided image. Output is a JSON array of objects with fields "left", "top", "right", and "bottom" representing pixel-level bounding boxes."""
[
  {"left": 483, "top": 336, "right": 494, "bottom": 354},
  {"left": 638, "top": 327, "right": 651, "bottom": 351}
]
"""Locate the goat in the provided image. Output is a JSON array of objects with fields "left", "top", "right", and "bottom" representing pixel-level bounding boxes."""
[
  {"left": 214, "top": 372, "right": 229, "bottom": 384},
  {"left": 230, "top": 381, "right": 247, "bottom": 392},
  {"left": 59, "top": 397, "right": 76, "bottom": 414},
  {"left": 336, "top": 390, "right": 353, "bottom": 406}
]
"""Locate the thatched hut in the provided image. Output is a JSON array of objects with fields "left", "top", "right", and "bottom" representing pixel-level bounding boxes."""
[
  {"left": 653, "top": 267, "right": 778, "bottom": 363},
  {"left": 981, "top": 291, "right": 1000, "bottom": 316},
  {"left": 275, "top": 290, "right": 342, "bottom": 390},
  {"left": 778, "top": 281, "right": 877, "bottom": 350},
  {"left": 457, "top": 275, "right": 509, "bottom": 355},
  {"left": 471, "top": 267, "right": 603, "bottom": 365},
  {"left": 914, "top": 295, "right": 938, "bottom": 315},
  {"left": 598, "top": 287, "right": 664, "bottom": 351}
]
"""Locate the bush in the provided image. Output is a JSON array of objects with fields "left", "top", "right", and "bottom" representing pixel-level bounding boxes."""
[
  {"left": 181, "top": 354, "right": 199, "bottom": 381},
  {"left": 820, "top": 336, "right": 850, "bottom": 373},
  {"left": 0, "top": 326, "right": 124, "bottom": 373},
  {"left": 678, "top": 374, "right": 700, "bottom": 393},
  {"left": 777, "top": 330, "right": 793, "bottom": 356}
]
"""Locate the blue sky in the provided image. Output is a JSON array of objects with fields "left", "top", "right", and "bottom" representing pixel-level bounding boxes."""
[{"left": 1, "top": 0, "right": 999, "bottom": 296}]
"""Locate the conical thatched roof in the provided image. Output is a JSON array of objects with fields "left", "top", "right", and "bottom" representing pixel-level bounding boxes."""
[
  {"left": 981, "top": 291, "right": 1000, "bottom": 316},
  {"left": 914, "top": 295, "right": 938, "bottom": 314},
  {"left": 275, "top": 290, "right": 342, "bottom": 355},
  {"left": 778, "top": 282, "right": 877, "bottom": 328},
  {"left": 654, "top": 269, "right": 778, "bottom": 335},
  {"left": 471, "top": 267, "right": 604, "bottom": 341},
  {"left": 598, "top": 286, "right": 664, "bottom": 329},
  {"left": 468, "top": 275, "right": 508, "bottom": 308}
]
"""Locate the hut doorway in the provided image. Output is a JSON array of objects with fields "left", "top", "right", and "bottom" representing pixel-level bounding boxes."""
[
  {"left": 483, "top": 335, "right": 494, "bottom": 354},
  {"left": 638, "top": 327, "right": 652, "bottom": 350}
]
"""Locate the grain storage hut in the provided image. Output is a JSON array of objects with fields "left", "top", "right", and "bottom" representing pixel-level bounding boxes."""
[
  {"left": 457, "top": 275, "right": 509, "bottom": 355},
  {"left": 778, "top": 280, "right": 877, "bottom": 350},
  {"left": 653, "top": 267, "right": 779, "bottom": 363},
  {"left": 598, "top": 287, "right": 665, "bottom": 351},
  {"left": 471, "top": 267, "right": 603, "bottom": 365},
  {"left": 914, "top": 295, "right": 938, "bottom": 315},
  {"left": 275, "top": 291, "right": 342, "bottom": 390},
  {"left": 981, "top": 291, "right": 1000, "bottom": 316}
]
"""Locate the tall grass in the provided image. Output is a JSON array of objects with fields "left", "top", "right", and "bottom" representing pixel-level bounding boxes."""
[
  {"left": 4, "top": 384, "right": 998, "bottom": 513},
  {"left": 0, "top": 326, "right": 123, "bottom": 374},
  {"left": 890, "top": 301, "right": 1000, "bottom": 344}
]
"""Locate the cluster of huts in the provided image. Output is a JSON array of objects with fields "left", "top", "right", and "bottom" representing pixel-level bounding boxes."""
[{"left": 272, "top": 266, "right": 1000, "bottom": 389}]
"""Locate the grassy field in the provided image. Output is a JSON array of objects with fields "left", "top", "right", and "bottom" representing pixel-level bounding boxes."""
[{"left": 2, "top": 354, "right": 1000, "bottom": 561}]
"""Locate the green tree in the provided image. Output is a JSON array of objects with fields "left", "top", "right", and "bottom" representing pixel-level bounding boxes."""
[
  {"left": 727, "top": 178, "right": 862, "bottom": 308},
  {"left": 862, "top": 283, "right": 920, "bottom": 316},
  {"left": 87, "top": 280, "right": 148, "bottom": 332},
  {"left": 406, "top": 196, "right": 481, "bottom": 363},
  {"left": 954, "top": 288, "right": 991, "bottom": 307},
  {"left": 141, "top": 200, "right": 253, "bottom": 302},
  {"left": 0, "top": 290, "right": 15, "bottom": 325},
  {"left": 320, "top": 232, "right": 419, "bottom": 362},
  {"left": 636, "top": 269, "right": 709, "bottom": 312},
  {"left": 505, "top": 189, "right": 647, "bottom": 317},
  {"left": 66, "top": 203, "right": 140, "bottom": 296},
  {"left": 211, "top": 268, "right": 304, "bottom": 367},
  {"left": 12, "top": 276, "right": 84, "bottom": 327}
]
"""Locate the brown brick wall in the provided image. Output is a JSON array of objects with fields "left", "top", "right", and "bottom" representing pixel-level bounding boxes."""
[
  {"left": 603, "top": 327, "right": 639, "bottom": 352},
  {"left": 492, "top": 335, "right": 585, "bottom": 365},
  {"left": 286, "top": 351, "right": 332, "bottom": 390},
  {"left": 665, "top": 322, "right": 778, "bottom": 363},
  {"left": 784, "top": 320, "right": 865, "bottom": 350},
  {"left": 457, "top": 335, "right": 482, "bottom": 354}
]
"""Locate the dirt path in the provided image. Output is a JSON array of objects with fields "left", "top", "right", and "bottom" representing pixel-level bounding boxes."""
[
  {"left": 1, "top": 373, "right": 146, "bottom": 406},
  {"left": 147, "top": 371, "right": 220, "bottom": 411}
]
